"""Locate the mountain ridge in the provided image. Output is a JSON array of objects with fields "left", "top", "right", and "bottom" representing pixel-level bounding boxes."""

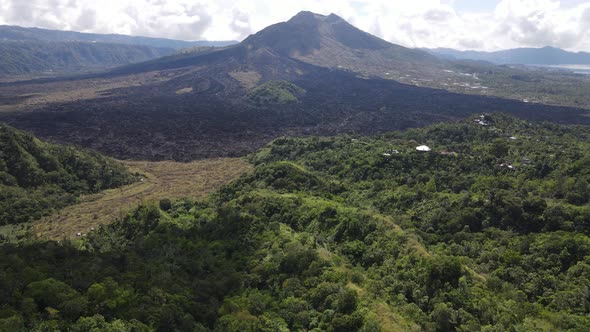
[
  {"left": 0, "top": 122, "right": 135, "bottom": 225},
  {"left": 426, "top": 46, "right": 590, "bottom": 65},
  {"left": 240, "top": 11, "right": 445, "bottom": 79},
  {"left": 0, "top": 24, "right": 238, "bottom": 49},
  {"left": 1, "top": 11, "right": 590, "bottom": 161},
  {"left": 0, "top": 40, "right": 176, "bottom": 77},
  {"left": 97, "top": 11, "right": 444, "bottom": 80},
  {"left": 243, "top": 11, "right": 392, "bottom": 56}
]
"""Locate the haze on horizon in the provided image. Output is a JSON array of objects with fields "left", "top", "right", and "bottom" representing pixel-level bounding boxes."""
[{"left": 0, "top": 0, "right": 589, "bottom": 52}]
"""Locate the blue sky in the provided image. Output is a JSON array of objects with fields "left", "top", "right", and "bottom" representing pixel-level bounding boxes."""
[
  {"left": 453, "top": 0, "right": 501, "bottom": 12},
  {"left": 454, "top": 0, "right": 587, "bottom": 12}
]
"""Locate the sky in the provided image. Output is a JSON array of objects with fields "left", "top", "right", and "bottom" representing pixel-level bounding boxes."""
[{"left": 0, "top": 0, "right": 589, "bottom": 51}]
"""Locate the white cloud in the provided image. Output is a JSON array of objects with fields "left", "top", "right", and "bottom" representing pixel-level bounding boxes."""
[
  {"left": 490, "top": 0, "right": 588, "bottom": 50},
  {"left": 0, "top": 0, "right": 589, "bottom": 51}
]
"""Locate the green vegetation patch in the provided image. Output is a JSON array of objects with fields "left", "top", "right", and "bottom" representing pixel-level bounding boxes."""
[
  {"left": 0, "top": 123, "right": 135, "bottom": 226},
  {"left": 0, "top": 40, "right": 173, "bottom": 76},
  {"left": 248, "top": 80, "right": 305, "bottom": 105},
  {"left": 2, "top": 114, "right": 590, "bottom": 331}
]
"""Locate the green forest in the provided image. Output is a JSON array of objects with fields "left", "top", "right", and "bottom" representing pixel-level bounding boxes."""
[
  {"left": 0, "top": 123, "right": 135, "bottom": 226},
  {"left": 1, "top": 114, "right": 590, "bottom": 331},
  {"left": 248, "top": 81, "right": 306, "bottom": 105},
  {"left": 0, "top": 41, "right": 173, "bottom": 76}
]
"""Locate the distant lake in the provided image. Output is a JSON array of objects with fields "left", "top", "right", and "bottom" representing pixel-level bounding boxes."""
[{"left": 528, "top": 64, "right": 590, "bottom": 75}]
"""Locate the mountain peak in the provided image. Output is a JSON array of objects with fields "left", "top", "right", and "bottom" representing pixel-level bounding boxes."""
[
  {"left": 243, "top": 11, "right": 391, "bottom": 56},
  {"left": 289, "top": 11, "right": 325, "bottom": 20},
  {"left": 286, "top": 11, "right": 325, "bottom": 28},
  {"left": 287, "top": 11, "right": 346, "bottom": 25},
  {"left": 326, "top": 13, "right": 345, "bottom": 22}
]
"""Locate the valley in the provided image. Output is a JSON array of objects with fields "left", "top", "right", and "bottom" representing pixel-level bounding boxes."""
[
  {"left": 1, "top": 7, "right": 590, "bottom": 332},
  {"left": 2, "top": 114, "right": 590, "bottom": 331},
  {"left": 32, "top": 158, "right": 252, "bottom": 240},
  {"left": 529, "top": 64, "right": 590, "bottom": 75}
]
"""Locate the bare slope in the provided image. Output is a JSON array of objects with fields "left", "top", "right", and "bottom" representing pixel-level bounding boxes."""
[
  {"left": 243, "top": 11, "right": 446, "bottom": 80},
  {"left": 0, "top": 12, "right": 589, "bottom": 161},
  {"left": 33, "top": 158, "right": 252, "bottom": 239}
]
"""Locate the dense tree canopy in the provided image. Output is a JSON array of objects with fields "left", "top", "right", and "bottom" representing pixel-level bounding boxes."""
[
  {"left": 1, "top": 114, "right": 590, "bottom": 331},
  {"left": 0, "top": 123, "right": 135, "bottom": 225}
]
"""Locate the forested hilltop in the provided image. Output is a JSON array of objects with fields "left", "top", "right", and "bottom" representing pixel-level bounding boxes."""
[
  {"left": 1, "top": 114, "right": 590, "bottom": 331},
  {"left": 0, "top": 41, "right": 175, "bottom": 77},
  {"left": 0, "top": 123, "right": 135, "bottom": 226}
]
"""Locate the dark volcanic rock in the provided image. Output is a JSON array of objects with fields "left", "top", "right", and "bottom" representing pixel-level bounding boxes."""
[{"left": 1, "top": 12, "right": 589, "bottom": 161}]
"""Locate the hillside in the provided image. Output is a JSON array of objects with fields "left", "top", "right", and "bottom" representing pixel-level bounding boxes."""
[
  {"left": 0, "top": 12, "right": 590, "bottom": 161},
  {"left": 0, "top": 123, "right": 135, "bottom": 225},
  {"left": 107, "top": 11, "right": 450, "bottom": 83},
  {"left": 1, "top": 114, "right": 590, "bottom": 330},
  {"left": 0, "top": 25, "right": 237, "bottom": 49},
  {"left": 0, "top": 41, "right": 175, "bottom": 77},
  {"left": 236, "top": 12, "right": 590, "bottom": 104},
  {"left": 33, "top": 158, "right": 252, "bottom": 240},
  {"left": 427, "top": 46, "right": 590, "bottom": 65},
  {"left": 242, "top": 11, "right": 446, "bottom": 80}
]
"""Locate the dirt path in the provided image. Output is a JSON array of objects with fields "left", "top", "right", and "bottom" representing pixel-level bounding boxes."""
[{"left": 33, "top": 158, "right": 252, "bottom": 240}]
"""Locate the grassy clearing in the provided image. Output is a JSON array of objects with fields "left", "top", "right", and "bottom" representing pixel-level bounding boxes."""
[
  {"left": 228, "top": 70, "right": 262, "bottom": 89},
  {"left": 374, "top": 302, "right": 421, "bottom": 332},
  {"left": 248, "top": 80, "right": 305, "bottom": 104},
  {"left": 0, "top": 70, "right": 176, "bottom": 113},
  {"left": 33, "top": 158, "right": 252, "bottom": 240}
]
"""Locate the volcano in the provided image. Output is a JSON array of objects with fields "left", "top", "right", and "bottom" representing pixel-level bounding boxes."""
[{"left": 1, "top": 12, "right": 589, "bottom": 160}]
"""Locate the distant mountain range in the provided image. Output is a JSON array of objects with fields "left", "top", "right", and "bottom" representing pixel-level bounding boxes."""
[
  {"left": 0, "top": 41, "right": 175, "bottom": 77},
  {"left": 425, "top": 46, "right": 590, "bottom": 65},
  {"left": 0, "top": 25, "right": 238, "bottom": 77},
  {"left": 0, "top": 25, "right": 238, "bottom": 49},
  {"left": 1, "top": 12, "right": 589, "bottom": 161}
]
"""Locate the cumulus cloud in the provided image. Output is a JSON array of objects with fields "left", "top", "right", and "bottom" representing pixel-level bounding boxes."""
[
  {"left": 491, "top": 0, "right": 586, "bottom": 49},
  {"left": 0, "top": 0, "right": 589, "bottom": 51},
  {"left": 230, "top": 10, "right": 252, "bottom": 37},
  {"left": 75, "top": 8, "right": 96, "bottom": 31},
  {"left": 423, "top": 8, "right": 455, "bottom": 22}
]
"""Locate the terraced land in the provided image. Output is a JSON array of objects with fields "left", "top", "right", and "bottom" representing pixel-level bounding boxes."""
[{"left": 33, "top": 158, "right": 252, "bottom": 239}]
